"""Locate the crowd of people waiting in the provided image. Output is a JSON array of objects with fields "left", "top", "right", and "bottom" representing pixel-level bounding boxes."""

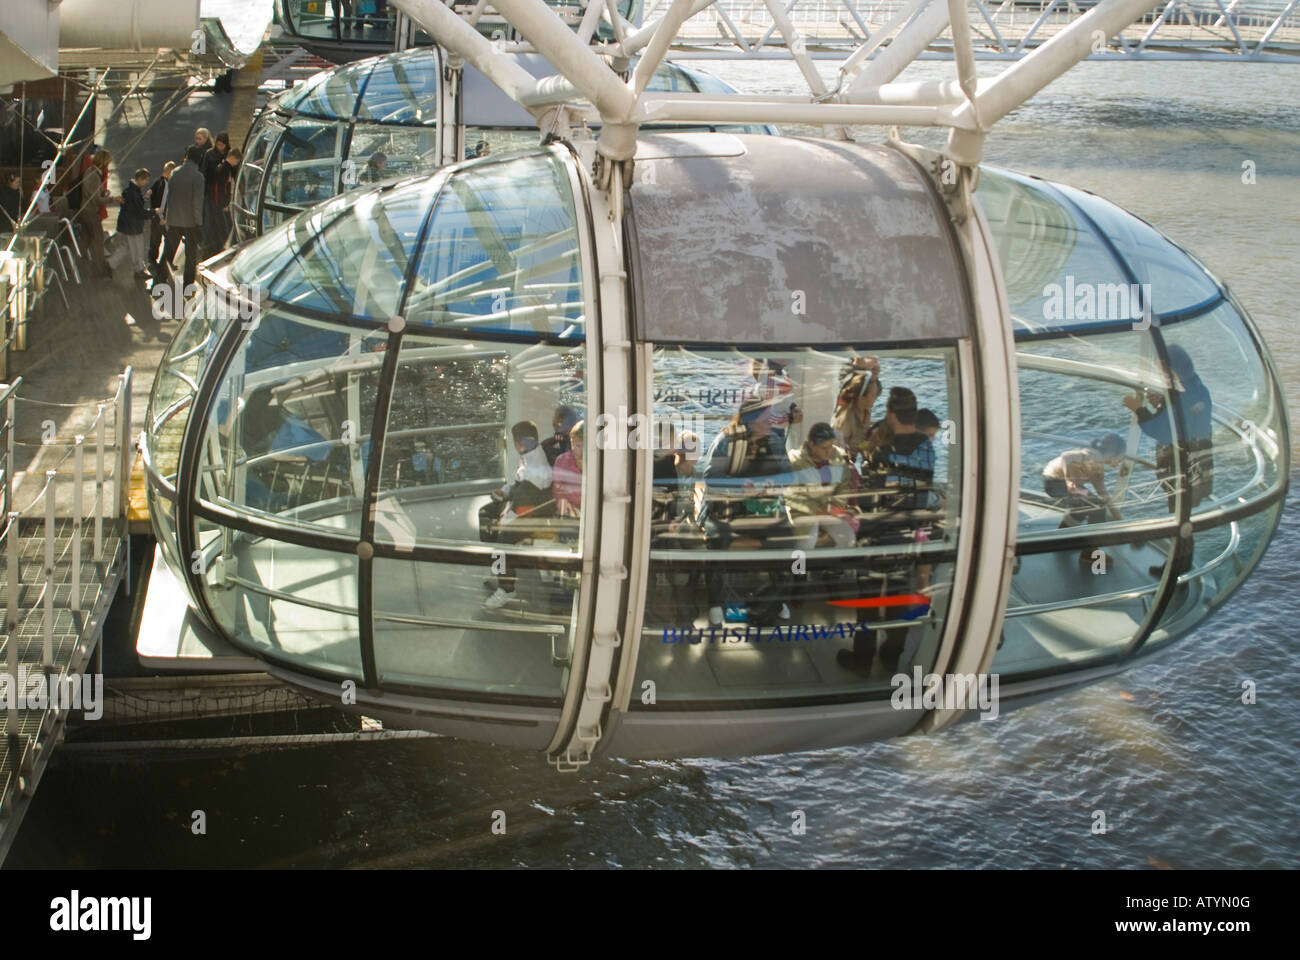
[{"left": 0, "top": 126, "right": 242, "bottom": 296}]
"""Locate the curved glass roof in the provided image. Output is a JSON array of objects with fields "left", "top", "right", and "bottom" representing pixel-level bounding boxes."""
[
  {"left": 265, "top": 49, "right": 769, "bottom": 129},
  {"left": 232, "top": 148, "right": 586, "bottom": 338},
  {"left": 273, "top": 48, "right": 442, "bottom": 124},
  {"left": 977, "top": 167, "right": 1226, "bottom": 333}
]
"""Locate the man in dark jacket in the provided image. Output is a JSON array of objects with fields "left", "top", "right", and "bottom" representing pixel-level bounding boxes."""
[
  {"left": 201, "top": 132, "right": 230, "bottom": 256},
  {"left": 838, "top": 387, "right": 937, "bottom": 678},
  {"left": 157, "top": 146, "right": 206, "bottom": 289}
]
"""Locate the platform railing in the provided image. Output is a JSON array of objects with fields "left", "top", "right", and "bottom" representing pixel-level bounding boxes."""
[{"left": 0, "top": 369, "right": 133, "bottom": 766}]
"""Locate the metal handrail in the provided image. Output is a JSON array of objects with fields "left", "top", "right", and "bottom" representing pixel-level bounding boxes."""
[
  {"left": 1005, "top": 520, "right": 1241, "bottom": 619},
  {"left": 223, "top": 573, "right": 567, "bottom": 635}
]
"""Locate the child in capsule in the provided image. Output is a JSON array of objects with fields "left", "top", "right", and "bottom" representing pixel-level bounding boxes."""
[
  {"left": 552, "top": 420, "right": 584, "bottom": 518},
  {"left": 1042, "top": 433, "right": 1125, "bottom": 564},
  {"left": 481, "top": 421, "right": 555, "bottom": 609}
]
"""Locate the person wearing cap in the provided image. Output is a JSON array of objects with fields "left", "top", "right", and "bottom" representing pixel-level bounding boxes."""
[
  {"left": 542, "top": 405, "right": 581, "bottom": 465},
  {"left": 1042, "top": 433, "right": 1126, "bottom": 564},
  {"left": 787, "top": 422, "right": 857, "bottom": 550},
  {"left": 1122, "top": 345, "right": 1214, "bottom": 578}
]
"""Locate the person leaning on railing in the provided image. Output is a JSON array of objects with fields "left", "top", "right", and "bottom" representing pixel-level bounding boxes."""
[{"left": 1121, "top": 344, "right": 1214, "bottom": 580}]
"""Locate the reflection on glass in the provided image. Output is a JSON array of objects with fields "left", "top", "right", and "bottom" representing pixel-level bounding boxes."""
[
  {"left": 264, "top": 120, "right": 345, "bottom": 209},
  {"left": 266, "top": 177, "right": 440, "bottom": 318},
  {"left": 196, "top": 311, "right": 386, "bottom": 535},
  {"left": 145, "top": 304, "right": 231, "bottom": 485},
  {"left": 198, "top": 513, "right": 362, "bottom": 677},
  {"left": 639, "top": 556, "right": 953, "bottom": 703},
  {"left": 639, "top": 345, "right": 960, "bottom": 702},
  {"left": 977, "top": 167, "right": 1133, "bottom": 332},
  {"left": 374, "top": 334, "right": 586, "bottom": 556},
  {"left": 1017, "top": 329, "right": 1177, "bottom": 540},
  {"left": 373, "top": 557, "right": 573, "bottom": 701},
  {"left": 405, "top": 151, "right": 585, "bottom": 337},
  {"left": 1161, "top": 302, "right": 1285, "bottom": 513},
  {"left": 648, "top": 347, "right": 959, "bottom": 553},
  {"left": 1054, "top": 182, "right": 1220, "bottom": 316},
  {"left": 348, "top": 126, "right": 439, "bottom": 182},
  {"left": 994, "top": 538, "right": 1171, "bottom": 675}
]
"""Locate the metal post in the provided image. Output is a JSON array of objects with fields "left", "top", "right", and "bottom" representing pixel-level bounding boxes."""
[
  {"left": 72, "top": 436, "right": 83, "bottom": 614},
  {"left": 117, "top": 368, "right": 132, "bottom": 519},
  {"left": 5, "top": 392, "right": 14, "bottom": 519},
  {"left": 95, "top": 404, "right": 105, "bottom": 562},
  {"left": 42, "top": 469, "right": 54, "bottom": 670},
  {"left": 117, "top": 369, "right": 133, "bottom": 597},
  {"left": 4, "top": 512, "right": 15, "bottom": 737},
  {"left": 6, "top": 511, "right": 17, "bottom": 642}
]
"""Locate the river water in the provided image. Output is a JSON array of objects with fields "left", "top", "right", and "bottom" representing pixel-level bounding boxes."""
[{"left": 9, "top": 59, "right": 1300, "bottom": 868}]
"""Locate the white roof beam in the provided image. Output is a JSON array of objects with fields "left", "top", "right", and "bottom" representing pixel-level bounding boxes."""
[{"left": 947, "top": 0, "right": 1161, "bottom": 164}]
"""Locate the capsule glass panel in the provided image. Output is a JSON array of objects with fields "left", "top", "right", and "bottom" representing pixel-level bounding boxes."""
[
  {"left": 1017, "top": 328, "right": 1178, "bottom": 541},
  {"left": 264, "top": 120, "right": 346, "bottom": 209},
  {"left": 197, "top": 513, "right": 363, "bottom": 679},
  {"left": 405, "top": 152, "right": 586, "bottom": 338},
  {"left": 1144, "top": 502, "right": 1284, "bottom": 652},
  {"left": 638, "top": 344, "right": 962, "bottom": 704},
  {"left": 1053, "top": 183, "right": 1221, "bottom": 316},
  {"left": 194, "top": 311, "right": 387, "bottom": 538},
  {"left": 265, "top": 177, "right": 440, "bottom": 319},
  {"left": 978, "top": 167, "right": 1138, "bottom": 333},
  {"left": 373, "top": 333, "right": 587, "bottom": 551},
  {"left": 1159, "top": 302, "right": 1286, "bottom": 514}
]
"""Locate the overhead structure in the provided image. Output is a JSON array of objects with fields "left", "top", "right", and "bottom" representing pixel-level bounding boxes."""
[
  {"left": 378, "top": 0, "right": 1171, "bottom": 168},
  {"left": 271, "top": 0, "right": 1300, "bottom": 64},
  {"left": 641, "top": 0, "right": 1300, "bottom": 62}
]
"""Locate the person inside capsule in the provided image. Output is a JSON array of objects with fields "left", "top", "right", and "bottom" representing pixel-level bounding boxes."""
[
  {"left": 787, "top": 421, "right": 857, "bottom": 550},
  {"left": 701, "top": 400, "right": 798, "bottom": 626},
  {"left": 651, "top": 425, "right": 702, "bottom": 539},
  {"left": 1042, "top": 433, "right": 1125, "bottom": 565},
  {"left": 741, "top": 357, "right": 801, "bottom": 456},
  {"left": 552, "top": 419, "right": 584, "bottom": 520},
  {"left": 1121, "top": 344, "right": 1214, "bottom": 580},
  {"left": 543, "top": 405, "right": 581, "bottom": 465},
  {"left": 832, "top": 356, "right": 882, "bottom": 461},
  {"left": 480, "top": 420, "right": 556, "bottom": 611},
  {"left": 362, "top": 151, "right": 388, "bottom": 183}
]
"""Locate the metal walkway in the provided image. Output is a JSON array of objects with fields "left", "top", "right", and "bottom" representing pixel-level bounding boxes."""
[
  {"left": 646, "top": 0, "right": 1300, "bottom": 60},
  {"left": 0, "top": 372, "right": 133, "bottom": 864}
]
